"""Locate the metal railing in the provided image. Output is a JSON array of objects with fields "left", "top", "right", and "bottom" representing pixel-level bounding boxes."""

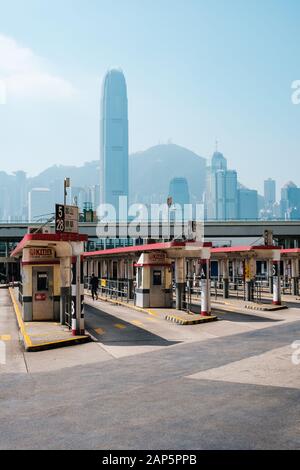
[{"left": 85, "top": 276, "right": 133, "bottom": 303}]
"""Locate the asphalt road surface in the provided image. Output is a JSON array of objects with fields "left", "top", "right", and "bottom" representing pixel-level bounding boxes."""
[{"left": 1, "top": 290, "right": 300, "bottom": 450}]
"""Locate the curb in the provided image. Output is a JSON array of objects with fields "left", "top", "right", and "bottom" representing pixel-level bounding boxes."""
[
  {"left": 8, "top": 288, "right": 90, "bottom": 352},
  {"left": 244, "top": 304, "right": 288, "bottom": 312},
  {"left": 165, "top": 314, "right": 218, "bottom": 325},
  {"left": 211, "top": 301, "right": 287, "bottom": 315}
]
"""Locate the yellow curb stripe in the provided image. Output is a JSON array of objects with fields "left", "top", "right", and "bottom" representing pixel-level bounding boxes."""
[
  {"left": 26, "top": 336, "right": 88, "bottom": 351},
  {"left": 131, "top": 320, "right": 143, "bottom": 326},
  {"left": 9, "top": 287, "right": 33, "bottom": 348},
  {"left": 146, "top": 309, "right": 159, "bottom": 317}
]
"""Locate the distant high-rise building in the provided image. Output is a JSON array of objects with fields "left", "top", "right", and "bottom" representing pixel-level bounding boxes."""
[
  {"left": 264, "top": 178, "right": 276, "bottom": 210},
  {"left": 28, "top": 188, "right": 52, "bottom": 222},
  {"left": 280, "top": 181, "right": 300, "bottom": 220},
  {"left": 168, "top": 177, "right": 190, "bottom": 206},
  {"left": 211, "top": 151, "right": 227, "bottom": 172},
  {"left": 205, "top": 150, "right": 237, "bottom": 220},
  {"left": 238, "top": 188, "right": 258, "bottom": 220},
  {"left": 168, "top": 177, "right": 190, "bottom": 221},
  {"left": 13, "top": 171, "right": 27, "bottom": 221},
  {"left": 100, "top": 68, "right": 129, "bottom": 217}
]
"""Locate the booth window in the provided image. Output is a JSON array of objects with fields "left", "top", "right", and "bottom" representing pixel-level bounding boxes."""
[
  {"left": 37, "top": 272, "right": 49, "bottom": 291},
  {"left": 153, "top": 270, "right": 162, "bottom": 286}
]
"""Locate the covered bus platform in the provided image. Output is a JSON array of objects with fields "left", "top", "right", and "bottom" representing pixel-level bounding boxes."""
[
  {"left": 83, "top": 240, "right": 213, "bottom": 316},
  {"left": 210, "top": 245, "right": 282, "bottom": 305},
  {"left": 280, "top": 248, "right": 300, "bottom": 296},
  {"left": 83, "top": 241, "right": 291, "bottom": 316}
]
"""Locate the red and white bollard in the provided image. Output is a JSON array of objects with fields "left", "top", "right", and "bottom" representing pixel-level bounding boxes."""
[
  {"left": 272, "top": 260, "right": 281, "bottom": 306},
  {"left": 71, "top": 258, "right": 77, "bottom": 335},
  {"left": 200, "top": 259, "right": 211, "bottom": 316},
  {"left": 71, "top": 255, "right": 85, "bottom": 336}
]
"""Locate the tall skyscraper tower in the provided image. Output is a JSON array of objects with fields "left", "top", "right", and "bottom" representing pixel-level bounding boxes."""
[
  {"left": 168, "top": 177, "right": 190, "bottom": 207},
  {"left": 264, "top": 178, "right": 276, "bottom": 209},
  {"left": 205, "top": 149, "right": 237, "bottom": 220},
  {"left": 100, "top": 68, "right": 129, "bottom": 214}
]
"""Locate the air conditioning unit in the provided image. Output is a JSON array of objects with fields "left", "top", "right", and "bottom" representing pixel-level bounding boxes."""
[{"left": 28, "top": 225, "right": 52, "bottom": 234}]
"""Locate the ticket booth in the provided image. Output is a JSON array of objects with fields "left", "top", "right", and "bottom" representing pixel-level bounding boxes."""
[
  {"left": 20, "top": 247, "right": 60, "bottom": 322},
  {"left": 11, "top": 232, "right": 88, "bottom": 331},
  {"left": 135, "top": 252, "right": 172, "bottom": 308}
]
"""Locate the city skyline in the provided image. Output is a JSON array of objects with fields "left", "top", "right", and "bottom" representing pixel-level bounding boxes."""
[
  {"left": 0, "top": 0, "right": 300, "bottom": 195},
  {"left": 2, "top": 140, "right": 300, "bottom": 222}
]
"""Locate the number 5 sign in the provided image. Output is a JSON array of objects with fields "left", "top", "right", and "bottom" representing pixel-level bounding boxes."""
[{"left": 55, "top": 204, "right": 65, "bottom": 233}]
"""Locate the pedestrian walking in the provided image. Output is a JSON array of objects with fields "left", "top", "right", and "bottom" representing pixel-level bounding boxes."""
[{"left": 90, "top": 273, "right": 98, "bottom": 300}]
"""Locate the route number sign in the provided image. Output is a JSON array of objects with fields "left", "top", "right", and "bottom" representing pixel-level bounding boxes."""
[{"left": 55, "top": 204, "right": 79, "bottom": 234}]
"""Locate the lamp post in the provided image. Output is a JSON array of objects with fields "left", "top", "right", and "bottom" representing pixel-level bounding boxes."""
[{"left": 64, "top": 177, "right": 70, "bottom": 207}]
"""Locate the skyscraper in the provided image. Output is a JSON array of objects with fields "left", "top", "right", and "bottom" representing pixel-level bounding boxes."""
[
  {"left": 280, "top": 181, "right": 300, "bottom": 220},
  {"left": 100, "top": 68, "right": 129, "bottom": 216},
  {"left": 238, "top": 188, "right": 258, "bottom": 220},
  {"left": 28, "top": 188, "right": 52, "bottom": 222},
  {"left": 205, "top": 150, "right": 237, "bottom": 220},
  {"left": 264, "top": 178, "right": 276, "bottom": 209},
  {"left": 168, "top": 177, "right": 190, "bottom": 221},
  {"left": 168, "top": 177, "right": 190, "bottom": 207}
]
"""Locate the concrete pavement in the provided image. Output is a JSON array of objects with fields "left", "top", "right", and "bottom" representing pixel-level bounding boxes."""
[{"left": 2, "top": 289, "right": 300, "bottom": 449}]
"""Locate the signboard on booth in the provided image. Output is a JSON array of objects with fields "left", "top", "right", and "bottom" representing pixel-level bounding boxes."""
[
  {"left": 35, "top": 293, "right": 46, "bottom": 301},
  {"left": 29, "top": 248, "right": 53, "bottom": 260},
  {"left": 23, "top": 247, "right": 55, "bottom": 263}
]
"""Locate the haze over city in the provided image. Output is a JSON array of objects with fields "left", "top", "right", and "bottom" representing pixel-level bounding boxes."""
[
  {"left": 1, "top": 0, "right": 300, "bottom": 196},
  {"left": 2, "top": 0, "right": 300, "bottom": 458}
]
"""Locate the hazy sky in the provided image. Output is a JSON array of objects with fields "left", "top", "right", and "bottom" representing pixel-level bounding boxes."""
[{"left": 0, "top": 0, "right": 300, "bottom": 196}]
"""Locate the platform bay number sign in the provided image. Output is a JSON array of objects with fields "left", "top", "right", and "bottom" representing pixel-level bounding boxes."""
[{"left": 55, "top": 204, "right": 79, "bottom": 234}]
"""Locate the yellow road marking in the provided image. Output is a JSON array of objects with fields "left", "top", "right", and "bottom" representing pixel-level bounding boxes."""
[
  {"left": 131, "top": 320, "right": 143, "bottom": 326},
  {"left": 9, "top": 288, "right": 33, "bottom": 347},
  {"left": 147, "top": 309, "right": 159, "bottom": 317},
  {"left": 146, "top": 317, "right": 157, "bottom": 322},
  {"left": 0, "top": 335, "right": 11, "bottom": 341},
  {"left": 94, "top": 327, "right": 105, "bottom": 335},
  {"left": 114, "top": 323, "right": 126, "bottom": 329}
]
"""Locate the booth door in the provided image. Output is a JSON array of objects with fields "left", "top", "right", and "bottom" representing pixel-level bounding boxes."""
[
  {"left": 32, "top": 267, "right": 54, "bottom": 321},
  {"left": 149, "top": 267, "right": 165, "bottom": 307}
]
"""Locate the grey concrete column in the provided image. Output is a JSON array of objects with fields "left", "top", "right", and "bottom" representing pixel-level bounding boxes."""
[
  {"left": 222, "top": 259, "right": 229, "bottom": 299},
  {"left": 291, "top": 258, "right": 299, "bottom": 296},
  {"left": 292, "top": 278, "right": 299, "bottom": 296},
  {"left": 245, "top": 280, "right": 254, "bottom": 302},
  {"left": 268, "top": 259, "right": 274, "bottom": 294},
  {"left": 232, "top": 259, "right": 237, "bottom": 290},
  {"left": 175, "top": 258, "right": 185, "bottom": 310},
  {"left": 127, "top": 259, "right": 135, "bottom": 300}
]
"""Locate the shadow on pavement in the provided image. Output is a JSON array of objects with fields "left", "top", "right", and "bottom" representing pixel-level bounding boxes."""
[{"left": 85, "top": 303, "right": 181, "bottom": 347}]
